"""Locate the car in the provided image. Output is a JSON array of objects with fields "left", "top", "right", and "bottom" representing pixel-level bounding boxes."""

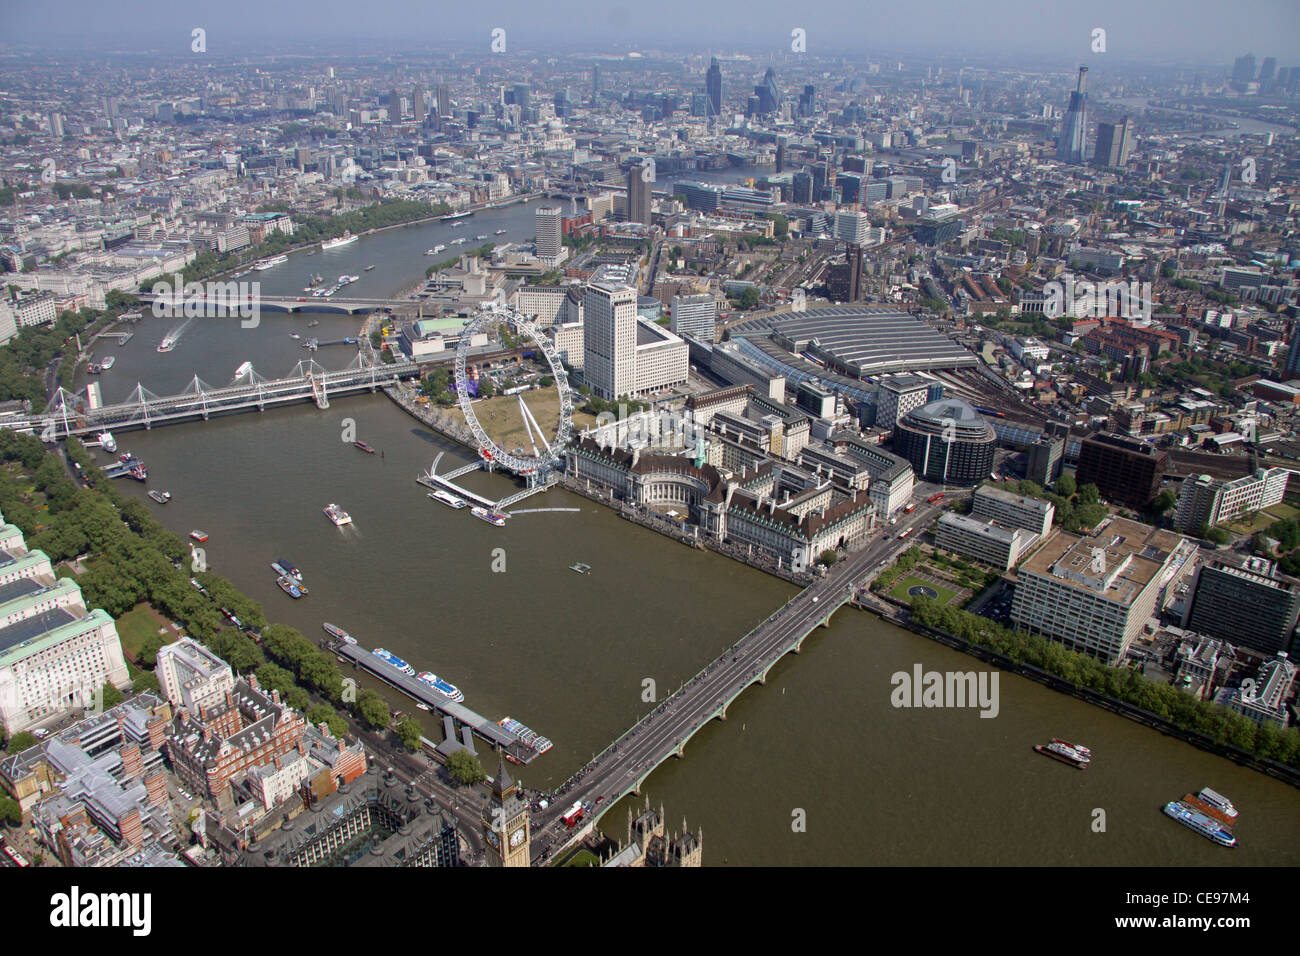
[
  {"left": 33, "top": 728, "right": 49, "bottom": 739},
  {"left": 812, "top": 596, "right": 819, "bottom": 603},
  {"left": 595, "top": 796, "right": 605, "bottom": 805}
]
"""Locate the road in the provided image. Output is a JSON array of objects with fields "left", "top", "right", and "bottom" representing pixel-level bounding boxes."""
[{"left": 528, "top": 494, "right": 955, "bottom": 864}]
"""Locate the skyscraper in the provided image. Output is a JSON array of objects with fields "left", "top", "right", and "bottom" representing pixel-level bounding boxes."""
[
  {"left": 626, "top": 160, "right": 653, "bottom": 225},
  {"left": 592, "top": 63, "right": 601, "bottom": 105},
  {"left": 411, "top": 85, "right": 425, "bottom": 124},
  {"left": 1232, "top": 53, "right": 1257, "bottom": 83},
  {"left": 1093, "top": 116, "right": 1133, "bottom": 168},
  {"left": 1055, "top": 66, "right": 1089, "bottom": 165},
  {"left": 584, "top": 281, "right": 639, "bottom": 400},
  {"left": 535, "top": 205, "right": 561, "bottom": 262},
  {"left": 754, "top": 67, "right": 779, "bottom": 115},
  {"left": 435, "top": 84, "right": 450, "bottom": 118},
  {"left": 705, "top": 58, "right": 722, "bottom": 117}
]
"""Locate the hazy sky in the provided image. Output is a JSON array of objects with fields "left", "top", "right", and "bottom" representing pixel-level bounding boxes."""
[{"left": 2, "top": 0, "right": 1298, "bottom": 63}]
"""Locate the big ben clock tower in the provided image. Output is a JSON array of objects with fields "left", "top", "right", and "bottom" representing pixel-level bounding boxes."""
[{"left": 482, "top": 757, "right": 530, "bottom": 867}]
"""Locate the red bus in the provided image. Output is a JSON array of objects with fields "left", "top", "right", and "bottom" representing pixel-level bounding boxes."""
[
  {"left": 898, "top": 527, "right": 914, "bottom": 540},
  {"left": 561, "top": 802, "right": 585, "bottom": 828},
  {"left": 903, "top": 503, "right": 916, "bottom": 514},
  {"left": 927, "top": 493, "right": 945, "bottom": 504}
]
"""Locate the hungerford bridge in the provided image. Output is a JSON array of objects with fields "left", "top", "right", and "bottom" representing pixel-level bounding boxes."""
[
  {"left": 6, "top": 353, "right": 421, "bottom": 441},
  {"left": 138, "top": 290, "right": 418, "bottom": 315}
]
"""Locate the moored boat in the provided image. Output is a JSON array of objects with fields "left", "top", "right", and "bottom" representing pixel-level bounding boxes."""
[
  {"left": 97, "top": 432, "right": 117, "bottom": 454},
  {"left": 323, "top": 622, "right": 357, "bottom": 644},
  {"left": 1051, "top": 738, "right": 1091, "bottom": 758},
  {"left": 276, "top": 558, "right": 302, "bottom": 581},
  {"left": 471, "top": 506, "right": 506, "bottom": 527},
  {"left": 428, "top": 489, "right": 467, "bottom": 509},
  {"left": 147, "top": 490, "right": 171, "bottom": 504},
  {"left": 373, "top": 647, "right": 415, "bottom": 676},
  {"left": 1183, "top": 788, "right": 1238, "bottom": 826},
  {"left": 277, "top": 574, "right": 308, "bottom": 599},
  {"left": 321, "top": 231, "right": 358, "bottom": 250},
  {"left": 416, "top": 671, "right": 464, "bottom": 702},
  {"left": 1163, "top": 801, "right": 1237, "bottom": 848}
]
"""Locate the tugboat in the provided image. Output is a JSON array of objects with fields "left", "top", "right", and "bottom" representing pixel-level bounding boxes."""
[{"left": 1034, "top": 739, "right": 1090, "bottom": 769}]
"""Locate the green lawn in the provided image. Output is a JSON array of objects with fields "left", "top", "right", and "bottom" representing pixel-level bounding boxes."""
[
  {"left": 561, "top": 849, "right": 600, "bottom": 867},
  {"left": 889, "top": 575, "right": 958, "bottom": 607},
  {"left": 115, "top": 604, "right": 176, "bottom": 662},
  {"left": 1265, "top": 503, "right": 1299, "bottom": 521}
]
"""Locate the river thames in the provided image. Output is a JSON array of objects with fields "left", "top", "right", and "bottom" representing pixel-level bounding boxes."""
[{"left": 77, "top": 184, "right": 1300, "bottom": 866}]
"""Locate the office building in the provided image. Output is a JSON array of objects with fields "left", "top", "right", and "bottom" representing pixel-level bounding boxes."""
[
  {"left": 1186, "top": 556, "right": 1300, "bottom": 656},
  {"left": 834, "top": 210, "right": 872, "bottom": 245},
  {"left": 1075, "top": 433, "right": 1167, "bottom": 507},
  {"left": 584, "top": 280, "right": 638, "bottom": 399},
  {"left": 1026, "top": 435, "right": 1065, "bottom": 488},
  {"left": 155, "top": 637, "right": 235, "bottom": 716},
  {"left": 1056, "top": 66, "right": 1089, "bottom": 164},
  {"left": 1216, "top": 653, "right": 1294, "bottom": 728},
  {"left": 632, "top": 320, "right": 689, "bottom": 395},
  {"left": 935, "top": 512, "right": 1039, "bottom": 571},
  {"left": 1175, "top": 468, "right": 1289, "bottom": 534},
  {"left": 671, "top": 293, "right": 717, "bottom": 342},
  {"left": 1232, "top": 53, "right": 1257, "bottom": 83},
  {"left": 876, "top": 374, "right": 931, "bottom": 430},
  {"left": 754, "top": 67, "right": 780, "bottom": 115},
  {"left": 1011, "top": 517, "right": 1197, "bottom": 665},
  {"left": 705, "top": 58, "right": 722, "bottom": 117},
  {"left": 0, "top": 514, "right": 131, "bottom": 735},
  {"left": 1094, "top": 117, "right": 1134, "bottom": 169},
  {"left": 892, "top": 398, "right": 997, "bottom": 485},
  {"left": 534, "top": 205, "right": 563, "bottom": 264},
  {"left": 626, "top": 160, "right": 653, "bottom": 224},
  {"left": 971, "top": 484, "right": 1055, "bottom": 538}
]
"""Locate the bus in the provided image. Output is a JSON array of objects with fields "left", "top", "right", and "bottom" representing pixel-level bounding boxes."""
[
  {"left": 927, "top": 492, "right": 945, "bottom": 504},
  {"left": 898, "top": 527, "right": 914, "bottom": 540},
  {"left": 561, "top": 802, "right": 585, "bottom": 828},
  {"left": 903, "top": 502, "right": 917, "bottom": 515}
]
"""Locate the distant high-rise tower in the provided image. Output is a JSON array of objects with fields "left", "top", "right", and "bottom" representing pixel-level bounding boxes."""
[
  {"left": 1260, "top": 57, "right": 1277, "bottom": 86},
  {"left": 435, "top": 84, "right": 450, "bottom": 118},
  {"left": 1232, "top": 53, "right": 1257, "bottom": 83},
  {"left": 389, "top": 87, "right": 403, "bottom": 121},
  {"left": 626, "top": 160, "right": 653, "bottom": 225},
  {"left": 412, "top": 85, "right": 425, "bottom": 124},
  {"left": 705, "top": 58, "right": 722, "bottom": 117},
  {"left": 1055, "top": 66, "right": 1089, "bottom": 165},
  {"left": 1094, "top": 116, "right": 1133, "bottom": 168},
  {"left": 592, "top": 63, "right": 601, "bottom": 105},
  {"left": 535, "top": 205, "right": 562, "bottom": 261},
  {"left": 754, "top": 67, "right": 779, "bottom": 115}
]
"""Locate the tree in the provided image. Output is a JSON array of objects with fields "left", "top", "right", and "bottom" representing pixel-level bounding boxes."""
[
  {"left": 395, "top": 715, "right": 424, "bottom": 752},
  {"left": 478, "top": 376, "right": 495, "bottom": 399},
  {"left": 819, "top": 550, "right": 839, "bottom": 566},
  {"left": 446, "top": 749, "right": 486, "bottom": 785},
  {"left": 1206, "top": 526, "right": 1232, "bottom": 546},
  {"left": 0, "top": 795, "right": 21, "bottom": 827},
  {"left": 1152, "top": 489, "right": 1176, "bottom": 515},
  {"left": 355, "top": 689, "right": 391, "bottom": 729},
  {"left": 133, "top": 670, "right": 160, "bottom": 694},
  {"left": 1077, "top": 483, "right": 1100, "bottom": 506},
  {"left": 1054, "top": 473, "right": 1077, "bottom": 499},
  {"left": 5, "top": 731, "right": 37, "bottom": 754},
  {"left": 101, "top": 683, "right": 125, "bottom": 709}
]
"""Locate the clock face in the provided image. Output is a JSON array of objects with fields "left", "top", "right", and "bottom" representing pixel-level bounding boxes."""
[
  {"left": 509, "top": 827, "right": 525, "bottom": 848},
  {"left": 485, "top": 828, "right": 500, "bottom": 849}
]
